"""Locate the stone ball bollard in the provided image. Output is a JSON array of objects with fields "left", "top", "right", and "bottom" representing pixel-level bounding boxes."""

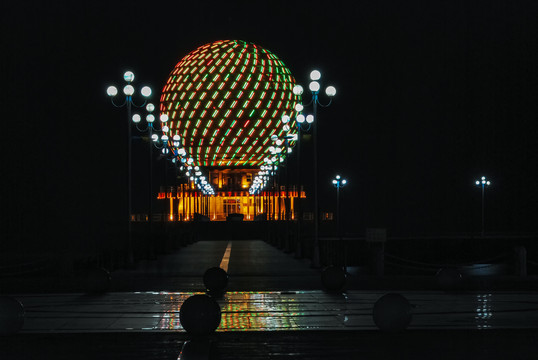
[
  {"left": 321, "top": 266, "right": 346, "bottom": 291},
  {"left": 372, "top": 293, "right": 412, "bottom": 332},
  {"left": 0, "top": 296, "right": 25, "bottom": 335},
  {"left": 203, "top": 267, "right": 229, "bottom": 295},
  {"left": 84, "top": 267, "right": 111, "bottom": 294},
  {"left": 436, "top": 267, "right": 463, "bottom": 291},
  {"left": 180, "top": 294, "right": 221, "bottom": 336}
]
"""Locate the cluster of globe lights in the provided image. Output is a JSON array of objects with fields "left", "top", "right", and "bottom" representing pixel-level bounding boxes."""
[
  {"left": 107, "top": 71, "right": 216, "bottom": 196},
  {"left": 249, "top": 70, "right": 336, "bottom": 195}
]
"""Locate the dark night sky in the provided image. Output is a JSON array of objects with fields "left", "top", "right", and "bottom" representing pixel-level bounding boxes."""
[{"left": 2, "top": 0, "right": 537, "bottom": 249}]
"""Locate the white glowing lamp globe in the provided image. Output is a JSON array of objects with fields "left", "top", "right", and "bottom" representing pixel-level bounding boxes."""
[
  {"left": 326, "top": 86, "right": 336, "bottom": 97},
  {"left": 161, "top": 135, "right": 169, "bottom": 142},
  {"left": 132, "top": 114, "right": 141, "bottom": 123},
  {"left": 295, "top": 103, "right": 304, "bottom": 112},
  {"left": 293, "top": 85, "right": 304, "bottom": 95},
  {"left": 283, "top": 124, "right": 290, "bottom": 131},
  {"left": 141, "top": 86, "right": 152, "bottom": 97},
  {"left": 271, "top": 135, "right": 278, "bottom": 141},
  {"left": 146, "top": 103, "right": 155, "bottom": 112},
  {"left": 310, "top": 70, "right": 321, "bottom": 81},
  {"left": 282, "top": 114, "right": 290, "bottom": 124},
  {"left": 306, "top": 114, "right": 314, "bottom": 123},
  {"left": 297, "top": 114, "right": 305, "bottom": 123},
  {"left": 162, "top": 125, "right": 169, "bottom": 132},
  {"left": 151, "top": 134, "right": 159, "bottom": 142},
  {"left": 123, "top": 85, "right": 135, "bottom": 96},
  {"left": 160, "top": 114, "right": 169, "bottom": 122},
  {"left": 107, "top": 86, "right": 118, "bottom": 97},
  {"left": 123, "top": 71, "right": 135, "bottom": 82},
  {"left": 309, "top": 81, "right": 320, "bottom": 92},
  {"left": 146, "top": 114, "right": 155, "bottom": 123}
]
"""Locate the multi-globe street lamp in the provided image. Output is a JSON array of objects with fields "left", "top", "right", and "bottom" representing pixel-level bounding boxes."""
[
  {"left": 475, "top": 176, "right": 491, "bottom": 237},
  {"left": 332, "top": 175, "right": 347, "bottom": 237},
  {"left": 293, "top": 69, "right": 336, "bottom": 268},
  {"left": 132, "top": 104, "right": 173, "bottom": 256},
  {"left": 106, "top": 71, "right": 152, "bottom": 265}
]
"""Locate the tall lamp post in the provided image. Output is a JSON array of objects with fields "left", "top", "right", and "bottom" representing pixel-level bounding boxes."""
[
  {"left": 475, "top": 176, "right": 491, "bottom": 237},
  {"left": 332, "top": 175, "right": 347, "bottom": 237},
  {"left": 132, "top": 105, "right": 174, "bottom": 257},
  {"left": 106, "top": 71, "right": 152, "bottom": 265},
  {"left": 293, "top": 70, "right": 336, "bottom": 268}
]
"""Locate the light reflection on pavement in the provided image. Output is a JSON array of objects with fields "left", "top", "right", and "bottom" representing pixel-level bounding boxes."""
[{"left": 14, "top": 290, "right": 538, "bottom": 333}]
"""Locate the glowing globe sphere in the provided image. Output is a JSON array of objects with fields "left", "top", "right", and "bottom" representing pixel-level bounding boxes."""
[{"left": 160, "top": 40, "right": 301, "bottom": 167}]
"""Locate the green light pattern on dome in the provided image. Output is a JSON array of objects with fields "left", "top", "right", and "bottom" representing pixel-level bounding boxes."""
[{"left": 160, "top": 40, "right": 300, "bottom": 167}]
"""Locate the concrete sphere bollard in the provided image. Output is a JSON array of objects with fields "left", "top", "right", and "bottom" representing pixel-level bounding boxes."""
[
  {"left": 203, "top": 267, "right": 229, "bottom": 295},
  {"left": 0, "top": 296, "right": 25, "bottom": 335},
  {"left": 180, "top": 294, "right": 221, "bottom": 336},
  {"left": 373, "top": 293, "right": 412, "bottom": 331},
  {"left": 84, "top": 267, "right": 111, "bottom": 294},
  {"left": 436, "top": 267, "right": 463, "bottom": 291},
  {"left": 321, "top": 266, "right": 346, "bottom": 291}
]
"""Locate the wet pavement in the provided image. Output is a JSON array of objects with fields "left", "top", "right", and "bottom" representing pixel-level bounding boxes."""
[
  {"left": 11, "top": 290, "right": 538, "bottom": 332},
  {"left": 2, "top": 240, "right": 538, "bottom": 359}
]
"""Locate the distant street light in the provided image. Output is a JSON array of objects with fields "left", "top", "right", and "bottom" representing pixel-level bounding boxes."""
[
  {"left": 332, "top": 175, "right": 347, "bottom": 237},
  {"left": 475, "top": 176, "right": 491, "bottom": 237},
  {"left": 106, "top": 71, "right": 151, "bottom": 265},
  {"left": 293, "top": 69, "right": 336, "bottom": 268}
]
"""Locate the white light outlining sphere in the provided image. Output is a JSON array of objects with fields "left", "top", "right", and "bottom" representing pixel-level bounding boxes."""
[
  {"left": 141, "top": 86, "right": 152, "bottom": 97},
  {"left": 162, "top": 125, "right": 170, "bottom": 132},
  {"left": 132, "top": 114, "right": 141, "bottom": 123},
  {"left": 332, "top": 180, "right": 337, "bottom": 184},
  {"left": 336, "top": 175, "right": 341, "bottom": 179},
  {"left": 123, "top": 85, "right": 135, "bottom": 96},
  {"left": 283, "top": 124, "right": 290, "bottom": 131},
  {"left": 106, "top": 86, "right": 118, "bottom": 97},
  {"left": 123, "top": 71, "right": 135, "bottom": 82},
  {"left": 342, "top": 179, "right": 347, "bottom": 185},
  {"left": 282, "top": 114, "right": 290, "bottom": 123},
  {"left": 310, "top": 70, "right": 321, "bottom": 81},
  {"left": 160, "top": 114, "right": 169, "bottom": 122},
  {"left": 295, "top": 103, "right": 304, "bottom": 112},
  {"left": 152, "top": 134, "right": 159, "bottom": 142},
  {"left": 306, "top": 114, "right": 314, "bottom": 123},
  {"left": 309, "top": 81, "right": 320, "bottom": 92},
  {"left": 297, "top": 114, "right": 305, "bottom": 123},
  {"left": 146, "top": 103, "right": 155, "bottom": 112},
  {"left": 271, "top": 135, "right": 278, "bottom": 141},
  {"left": 146, "top": 114, "right": 155, "bottom": 123},
  {"left": 293, "top": 85, "right": 304, "bottom": 95},
  {"left": 475, "top": 181, "right": 480, "bottom": 185},
  {"left": 161, "top": 135, "right": 169, "bottom": 142},
  {"left": 326, "top": 86, "right": 336, "bottom": 97}
]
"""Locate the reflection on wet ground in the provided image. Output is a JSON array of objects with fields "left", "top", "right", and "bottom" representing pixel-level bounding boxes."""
[{"left": 15, "top": 290, "right": 538, "bottom": 332}]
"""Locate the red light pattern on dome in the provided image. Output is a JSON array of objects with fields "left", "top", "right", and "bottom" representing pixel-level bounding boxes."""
[{"left": 160, "top": 40, "right": 300, "bottom": 167}]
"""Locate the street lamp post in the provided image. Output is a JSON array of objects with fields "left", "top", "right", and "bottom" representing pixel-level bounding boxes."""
[
  {"left": 106, "top": 71, "right": 152, "bottom": 266},
  {"left": 475, "top": 176, "right": 491, "bottom": 237},
  {"left": 332, "top": 175, "right": 347, "bottom": 237},
  {"left": 293, "top": 70, "right": 336, "bottom": 268},
  {"left": 132, "top": 105, "right": 172, "bottom": 257}
]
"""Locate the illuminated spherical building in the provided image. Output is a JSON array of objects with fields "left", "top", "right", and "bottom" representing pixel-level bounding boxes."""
[
  {"left": 158, "top": 40, "right": 305, "bottom": 221},
  {"left": 161, "top": 39, "right": 300, "bottom": 168}
]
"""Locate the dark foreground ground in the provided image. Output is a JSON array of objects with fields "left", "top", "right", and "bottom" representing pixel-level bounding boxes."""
[
  {"left": 2, "top": 330, "right": 538, "bottom": 360},
  {"left": 2, "top": 240, "right": 538, "bottom": 359}
]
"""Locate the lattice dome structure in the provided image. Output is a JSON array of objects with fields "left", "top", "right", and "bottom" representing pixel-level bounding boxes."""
[{"left": 160, "top": 40, "right": 301, "bottom": 168}]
